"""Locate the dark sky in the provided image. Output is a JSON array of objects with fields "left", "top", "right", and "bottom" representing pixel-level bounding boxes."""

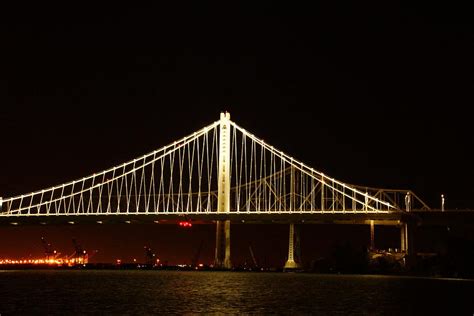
[{"left": 0, "top": 3, "right": 473, "bottom": 264}]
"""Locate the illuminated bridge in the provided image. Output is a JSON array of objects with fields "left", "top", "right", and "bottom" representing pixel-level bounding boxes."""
[{"left": 0, "top": 112, "right": 456, "bottom": 269}]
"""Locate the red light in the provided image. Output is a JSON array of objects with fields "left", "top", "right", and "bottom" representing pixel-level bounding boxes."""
[{"left": 178, "top": 221, "right": 192, "bottom": 228}]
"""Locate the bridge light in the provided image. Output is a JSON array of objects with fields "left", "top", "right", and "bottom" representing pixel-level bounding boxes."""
[
  {"left": 178, "top": 221, "right": 192, "bottom": 227},
  {"left": 10, "top": 222, "right": 18, "bottom": 226},
  {"left": 68, "top": 221, "right": 75, "bottom": 225},
  {"left": 125, "top": 220, "right": 131, "bottom": 224}
]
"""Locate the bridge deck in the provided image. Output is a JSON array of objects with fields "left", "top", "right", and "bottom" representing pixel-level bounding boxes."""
[
  {"left": 2, "top": 211, "right": 473, "bottom": 227},
  {"left": 0, "top": 212, "right": 412, "bottom": 226}
]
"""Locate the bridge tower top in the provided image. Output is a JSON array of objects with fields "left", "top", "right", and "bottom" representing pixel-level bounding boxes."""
[
  {"left": 220, "top": 111, "right": 230, "bottom": 121},
  {"left": 218, "top": 111, "right": 231, "bottom": 213}
]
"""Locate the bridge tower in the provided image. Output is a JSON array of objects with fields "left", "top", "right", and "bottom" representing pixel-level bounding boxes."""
[{"left": 215, "top": 112, "right": 232, "bottom": 269}]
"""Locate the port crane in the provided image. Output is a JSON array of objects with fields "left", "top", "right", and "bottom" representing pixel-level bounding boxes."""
[
  {"left": 144, "top": 246, "right": 156, "bottom": 266},
  {"left": 40, "top": 237, "right": 59, "bottom": 260},
  {"left": 249, "top": 243, "right": 259, "bottom": 269},
  {"left": 70, "top": 238, "right": 92, "bottom": 265}
]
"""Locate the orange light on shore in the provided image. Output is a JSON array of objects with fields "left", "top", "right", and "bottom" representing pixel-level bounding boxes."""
[
  {"left": 0, "top": 257, "right": 77, "bottom": 266},
  {"left": 0, "top": 258, "right": 65, "bottom": 266}
]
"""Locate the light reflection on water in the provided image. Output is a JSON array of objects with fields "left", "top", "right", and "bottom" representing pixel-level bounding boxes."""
[{"left": 0, "top": 270, "right": 473, "bottom": 315}]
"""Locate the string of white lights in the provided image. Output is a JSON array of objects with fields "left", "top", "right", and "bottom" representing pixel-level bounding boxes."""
[
  {"left": 1, "top": 116, "right": 423, "bottom": 217},
  {"left": 1, "top": 121, "right": 220, "bottom": 215}
]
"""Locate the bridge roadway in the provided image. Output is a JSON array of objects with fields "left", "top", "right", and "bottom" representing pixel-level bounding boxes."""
[{"left": 1, "top": 210, "right": 473, "bottom": 227}]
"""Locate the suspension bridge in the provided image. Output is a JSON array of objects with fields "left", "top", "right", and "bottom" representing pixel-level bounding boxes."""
[{"left": 0, "top": 112, "right": 460, "bottom": 269}]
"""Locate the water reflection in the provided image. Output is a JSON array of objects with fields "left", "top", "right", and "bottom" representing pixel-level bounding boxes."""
[{"left": 0, "top": 271, "right": 473, "bottom": 314}]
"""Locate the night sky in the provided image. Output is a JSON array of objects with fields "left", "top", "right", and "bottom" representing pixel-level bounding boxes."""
[{"left": 0, "top": 3, "right": 473, "bottom": 264}]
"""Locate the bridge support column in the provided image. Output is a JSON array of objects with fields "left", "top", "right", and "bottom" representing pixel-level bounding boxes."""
[
  {"left": 400, "top": 223, "right": 407, "bottom": 253},
  {"left": 214, "top": 112, "right": 232, "bottom": 269},
  {"left": 284, "top": 223, "right": 301, "bottom": 270},
  {"left": 400, "top": 222, "right": 414, "bottom": 255},
  {"left": 215, "top": 220, "right": 231, "bottom": 269},
  {"left": 370, "top": 220, "right": 375, "bottom": 250}
]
